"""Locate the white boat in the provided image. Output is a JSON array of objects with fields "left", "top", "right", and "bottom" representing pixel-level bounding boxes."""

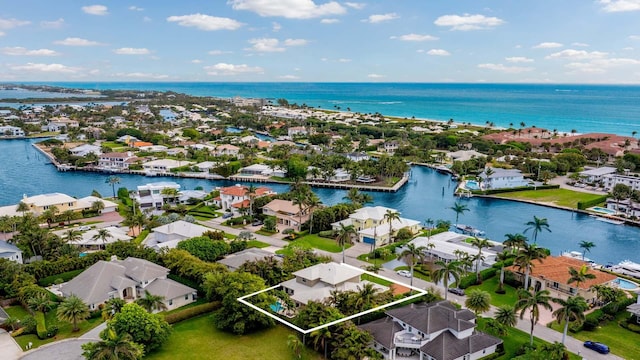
[
  {"left": 590, "top": 215, "right": 625, "bottom": 225},
  {"left": 455, "top": 224, "right": 485, "bottom": 237},
  {"left": 561, "top": 251, "right": 593, "bottom": 263},
  {"left": 612, "top": 260, "right": 640, "bottom": 279}
]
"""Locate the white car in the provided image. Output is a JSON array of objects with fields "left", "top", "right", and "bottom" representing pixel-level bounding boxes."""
[
  {"left": 396, "top": 270, "right": 411, "bottom": 277},
  {"left": 78, "top": 225, "right": 91, "bottom": 231}
]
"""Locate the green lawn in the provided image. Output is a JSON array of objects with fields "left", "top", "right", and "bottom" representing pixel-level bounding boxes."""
[
  {"left": 246, "top": 240, "right": 270, "bottom": 248},
  {"left": 548, "top": 311, "right": 640, "bottom": 360},
  {"left": 361, "top": 273, "right": 393, "bottom": 287},
  {"left": 145, "top": 314, "right": 322, "bottom": 360},
  {"left": 134, "top": 230, "right": 150, "bottom": 245},
  {"left": 288, "top": 234, "right": 347, "bottom": 253},
  {"left": 394, "top": 266, "right": 432, "bottom": 282},
  {"left": 492, "top": 188, "right": 604, "bottom": 209},
  {"left": 5, "top": 305, "right": 103, "bottom": 350},
  {"left": 466, "top": 276, "right": 519, "bottom": 307}
]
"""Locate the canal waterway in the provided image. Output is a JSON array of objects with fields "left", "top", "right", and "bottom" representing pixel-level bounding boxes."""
[{"left": 1, "top": 139, "right": 638, "bottom": 265}]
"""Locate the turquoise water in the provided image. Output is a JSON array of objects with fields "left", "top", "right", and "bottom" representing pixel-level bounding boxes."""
[
  {"left": 270, "top": 301, "right": 282, "bottom": 312},
  {"left": 590, "top": 207, "right": 617, "bottom": 215},
  {"left": 465, "top": 180, "right": 480, "bottom": 190},
  {"left": 1, "top": 139, "right": 640, "bottom": 265},
  {"left": 15, "top": 82, "right": 640, "bottom": 136},
  {"left": 615, "top": 278, "right": 639, "bottom": 289}
]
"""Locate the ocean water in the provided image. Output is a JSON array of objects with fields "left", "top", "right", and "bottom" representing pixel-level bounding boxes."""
[{"left": 13, "top": 82, "right": 640, "bottom": 136}]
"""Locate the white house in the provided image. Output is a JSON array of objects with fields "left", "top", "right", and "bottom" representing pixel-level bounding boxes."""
[
  {"left": 411, "top": 232, "right": 499, "bottom": 266},
  {"left": 287, "top": 126, "right": 308, "bottom": 138},
  {"left": 579, "top": 167, "right": 617, "bottom": 184},
  {"left": 144, "top": 220, "right": 212, "bottom": 250},
  {"left": 601, "top": 173, "right": 640, "bottom": 191},
  {"left": 143, "top": 159, "right": 192, "bottom": 173},
  {"left": 359, "top": 301, "right": 502, "bottom": 360},
  {"left": 215, "top": 144, "right": 240, "bottom": 157},
  {"left": 332, "top": 206, "right": 421, "bottom": 247},
  {"left": 68, "top": 226, "right": 132, "bottom": 251},
  {"left": 135, "top": 182, "right": 181, "bottom": 210},
  {"left": 60, "top": 256, "right": 196, "bottom": 312},
  {"left": 70, "top": 144, "right": 102, "bottom": 157},
  {"left": 479, "top": 168, "right": 530, "bottom": 189},
  {"left": 0, "top": 125, "right": 25, "bottom": 137},
  {"left": 98, "top": 152, "right": 139, "bottom": 170},
  {"left": 0, "top": 241, "right": 23, "bottom": 263}
]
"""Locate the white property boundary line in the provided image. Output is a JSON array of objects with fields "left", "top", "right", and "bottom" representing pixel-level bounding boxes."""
[{"left": 237, "top": 263, "right": 429, "bottom": 335}]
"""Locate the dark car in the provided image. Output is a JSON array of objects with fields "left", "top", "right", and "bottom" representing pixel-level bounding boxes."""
[
  {"left": 584, "top": 341, "right": 610, "bottom": 354},
  {"left": 222, "top": 212, "right": 233, "bottom": 219},
  {"left": 447, "top": 288, "right": 465, "bottom": 296}
]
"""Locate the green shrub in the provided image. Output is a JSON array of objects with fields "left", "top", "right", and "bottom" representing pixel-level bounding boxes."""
[
  {"left": 582, "top": 309, "right": 604, "bottom": 331},
  {"left": 620, "top": 319, "right": 640, "bottom": 333},
  {"left": 577, "top": 195, "right": 608, "bottom": 210},
  {"left": 21, "top": 315, "right": 37, "bottom": 334},
  {"left": 318, "top": 230, "right": 335, "bottom": 238},
  {"left": 473, "top": 184, "right": 559, "bottom": 195},
  {"left": 38, "top": 269, "right": 84, "bottom": 287},
  {"left": 35, "top": 312, "right": 47, "bottom": 339},
  {"left": 163, "top": 302, "right": 221, "bottom": 324}
]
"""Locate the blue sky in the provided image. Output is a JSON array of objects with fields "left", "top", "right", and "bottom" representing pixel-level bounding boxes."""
[{"left": 1, "top": 0, "right": 640, "bottom": 83}]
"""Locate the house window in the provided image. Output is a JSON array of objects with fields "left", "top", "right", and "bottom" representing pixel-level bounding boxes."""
[
  {"left": 185, "top": 294, "right": 189, "bottom": 300},
  {"left": 553, "top": 282, "right": 559, "bottom": 288},
  {"left": 169, "top": 300, "right": 173, "bottom": 306}
]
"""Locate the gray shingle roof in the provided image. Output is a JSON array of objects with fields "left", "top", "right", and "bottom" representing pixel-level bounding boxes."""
[
  {"left": 385, "top": 301, "right": 475, "bottom": 335},
  {"left": 421, "top": 331, "right": 502, "bottom": 360},
  {"left": 217, "top": 248, "right": 280, "bottom": 270},
  {"left": 144, "top": 278, "right": 194, "bottom": 300},
  {"left": 359, "top": 317, "right": 403, "bottom": 349},
  {"left": 120, "top": 257, "right": 168, "bottom": 282},
  {"left": 60, "top": 260, "right": 128, "bottom": 305}
]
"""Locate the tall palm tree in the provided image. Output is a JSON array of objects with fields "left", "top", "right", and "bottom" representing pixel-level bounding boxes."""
[
  {"left": 336, "top": 223, "right": 357, "bottom": 263},
  {"left": 105, "top": 175, "right": 121, "bottom": 198},
  {"left": 135, "top": 290, "right": 167, "bottom": 312},
  {"left": 57, "top": 295, "right": 90, "bottom": 332},
  {"left": 305, "top": 192, "right": 322, "bottom": 234},
  {"left": 432, "top": 260, "right": 463, "bottom": 300},
  {"left": 578, "top": 240, "right": 595, "bottom": 261},
  {"left": 524, "top": 216, "right": 551, "bottom": 244},
  {"left": 92, "top": 228, "right": 113, "bottom": 248},
  {"left": 465, "top": 289, "right": 491, "bottom": 315},
  {"left": 470, "top": 237, "right": 492, "bottom": 283},
  {"left": 64, "top": 229, "right": 83, "bottom": 243},
  {"left": 567, "top": 265, "right": 596, "bottom": 290},
  {"left": 496, "top": 250, "right": 514, "bottom": 292},
  {"left": 161, "top": 187, "right": 179, "bottom": 204},
  {"left": 82, "top": 327, "right": 144, "bottom": 360},
  {"left": 397, "top": 243, "right": 426, "bottom": 290},
  {"left": 16, "top": 201, "right": 30, "bottom": 216},
  {"left": 424, "top": 218, "right": 434, "bottom": 239},
  {"left": 450, "top": 202, "right": 469, "bottom": 227},
  {"left": 354, "top": 282, "right": 381, "bottom": 312},
  {"left": 383, "top": 210, "right": 400, "bottom": 244},
  {"left": 61, "top": 209, "right": 75, "bottom": 225},
  {"left": 247, "top": 185, "right": 257, "bottom": 221},
  {"left": 292, "top": 190, "right": 308, "bottom": 231},
  {"left": 552, "top": 296, "right": 588, "bottom": 345},
  {"left": 515, "top": 288, "right": 553, "bottom": 345},
  {"left": 514, "top": 243, "right": 547, "bottom": 290},
  {"left": 503, "top": 233, "right": 528, "bottom": 252},
  {"left": 494, "top": 305, "right": 517, "bottom": 331},
  {"left": 287, "top": 334, "right": 303, "bottom": 360}
]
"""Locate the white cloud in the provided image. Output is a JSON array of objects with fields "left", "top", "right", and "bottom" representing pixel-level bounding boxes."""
[
  {"left": 54, "top": 37, "right": 102, "bottom": 46},
  {"left": 364, "top": 13, "right": 399, "bottom": 23},
  {"left": 114, "top": 72, "right": 169, "bottom": 79},
  {"left": 572, "top": 42, "right": 589, "bottom": 47},
  {"left": 599, "top": 0, "right": 640, "bottom": 12},
  {"left": 114, "top": 47, "right": 150, "bottom": 55},
  {"left": 338, "top": 58, "right": 351, "bottom": 62},
  {"left": 82, "top": 5, "right": 109, "bottom": 16},
  {"left": 284, "top": 38, "right": 307, "bottom": 46},
  {"left": 2, "top": 47, "right": 59, "bottom": 56},
  {"left": 11, "top": 62, "right": 78, "bottom": 73},
  {"left": 367, "top": 73, "right": 385, "bottom": 78},
  {"left": 191, "top": 59, "right": 202, "bottom": 63},
  {"left": 565, "top": 57, "right": 640, "bottom": 73},
  {"left": 229, "top": 0, "right": 346, "bottom": 19},
  {"left": 272, "top": 22, "right": 281, "bottom": 31},
  {"left": 208, "top": 50, "right": 232, "bottom": 55},
  {"left": 204, "top": 63, "right": 264, "bottom": 75},
  {"left": 434, "top": 14, "right": 504, "bottom": 31},
  {"left": 427, "top": 49, "right": 450, "bottom": 56},
  {"left": 143, "top": 16, "right": 152, "bottom": 22},
  {"left": 40, "top": 18, "right": 65, "bottom": 29},
  {"left": 629, "top": 35, "right": 640, "bottom": 40},
  {"left": 477, "top": 63, "right": 534, "bottom": 73},
  {"left": 623, "top": 46, "right": 634, "bottom": 50},
  {"left": 320, "top": 18, "right": 339, "bottom": 24},
  {"left": 344, "top": 2, "right": 365, "bottom": 9},
  {"left": 391, "top": 33, "right": 438, "bottom": 42},
  {"left": 505, "top": 56, "right": 534, "bottom": 63},
  {"left": 246, "top": 38, "right": 285, "bottom": 52},
  {"left": 0, "top": 17, "right": 30, "bottom": 30},
  {"left": 0, "top": 32, "right": 4, "bottom": 37},
  {"left": 546, "top": 49, "right": 608, "bottom": 60},
  {"left": 532, "top": 42, "right": 563, "bottom": 49},
  {"left": 129, "top": 6, "right": 144, "bottom": 11},
  {"left": 279, "top": 74, "right": 300, "bottom": 79},
  {"left": 167, "top": 14, "right": 243, "bottom": 31}
]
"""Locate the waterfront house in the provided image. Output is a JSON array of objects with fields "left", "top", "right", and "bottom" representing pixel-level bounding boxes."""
[
  {"left": 262, "top": 199, "right": 310, "bottom": 230},
  {"left": 217, "top": 248, "right": 281, "bottom": 271},
  {"left": 0, "top": 241, "right": 23, "bottom": 264},
  {"left": 135, "top": 182, "right": 181, "bottom": 210},
  {"left": 281, "top": 262, "right": 385, "bottom": 307},
  {"left": 579, "top": 167, "right": 617, "bottom": 184},
  {"left": 144, "top": 220, "right": 212, "bottom": 251},
  {"left": 98, "top": 151, "right": 139, "bottom": 170},
  {"left": 359, "top": 301, "right": 502, "bottom": 360},
  {"left": 479, "top": 168, "right": 530, "bottom": 189},
  {"left": 215, "top": 144, "right": 240, "bottom": 157},
  {"left": 0, "top": 125, "right": 25, "bottom": 137},
  {"left": 601, "top": 173, "right": 640, "bottom": 192},
  {"left": 506, "top": 256, "right": 616, "bottom": 301},
  {"left": 214, "top": 184, "right": 274, "bottom": 211},
  {"left": 178, "top": 190, "right": 208, "bottom": 204},
  {"left": 331, "top": 206, "right": 421, "bottom": 247},
  {"left": 70, "top": 144, "right": 102, "bottom": 157},
  {"left": 345, "top": 152, "right": 370, "bottom": 162},
  {"left": 411, "top": 232, "right": 499, "bottom": 267},
  {"left": 142, "top": 159, "right": 192, "bottom": 173},
  {"left": 68, "top": 226, "right": 131, "bottom": 251},
  {"left": 59, "top": 256, "right": 196, "bottom": 312},
  {"left": 626, "top": 296, "right": 640, "bottom": 324},
  {"left": 21, "top": 193, "right": 79, "bottom": 216},
  {"left": 288, "top": 126, "right": 308, "bottom": 138}
]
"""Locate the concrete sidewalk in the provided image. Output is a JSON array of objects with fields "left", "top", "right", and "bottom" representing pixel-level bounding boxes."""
[{"left": 0, "top": 329, "right": 22, "bottom": 360}]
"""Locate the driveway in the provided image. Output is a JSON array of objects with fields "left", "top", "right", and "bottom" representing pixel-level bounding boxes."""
[
  {"left": 19, "top": 323, "right": 104, "bottom": 360},
  {"left": 0, "top": 329, "right": 22, "bottom": 360}
]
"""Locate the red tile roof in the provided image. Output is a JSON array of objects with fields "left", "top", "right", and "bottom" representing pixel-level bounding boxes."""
[
  {"left": 232, "top": 199, "right": 250, "bottom": 209},
  {"left": 507, "top": 256, "right": 616, "bottom": 289}
]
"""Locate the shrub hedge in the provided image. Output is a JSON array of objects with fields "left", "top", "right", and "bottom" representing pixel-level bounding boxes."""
[
  {"left": 38, "top": 269, "right": 84, "bottom": 287},
  {"left": 163, "top": 301, "right": 220, "bottom": 324},
  {"left": 35, "top": 311, "right": 47, "bottom": 339},
  {"left": 577, "top": 195, "right": 608, "bottom": 210},
  {"left": 472, "top": 184, "right": 560, "bottom": 195}
]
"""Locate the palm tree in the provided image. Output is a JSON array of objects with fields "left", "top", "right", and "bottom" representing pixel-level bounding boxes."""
[
  {"left": 432, "top": 260, "right": 463, "bottom": 300},
  {"left": 247, "top": 185, "right": 257, "bottom": 221},
  {"left": 82, "top": 327, "right": 144, "bottom": 360},
  {"left": 552, "top": 296, "right": 588, "bottom": 345},
  {"left": 354, "top": 282, "right": 381, "bottom": 312},
  {"left": 567, "top": 265, "right": 596, "bottom": 290},
  {"left": 335, "top": 223, "right": 357, "bottom": 263},
  {"left": 515, "top": 288, "right": 553, "bottom": 345},
  {"left": 64, "top": 229, "right": 82, "bottom": 243},
  {"left": 57, "top": 295, "right": 90, "bottom": 331},
  {"left": 91, "top": 200, "right": 105, "bottom": 214},
  {"left": 161, "top": 187, "right": 179, "bottom": 204},
  {"left": 503, "top": 233, "right": 528, "bottom": 252},
  {"left": 397, "top": 243, "right": 426, "bottom": 290},
  {"left": 102, "top": 298, "right": 126, "bottom": 320},
  {"left": 292, "top": 190, "right": 308, "bottom": 231},
  {"left": 92, "top": 228, "right": 113, "bottom": 248},
  {"left": 494, "top": 305, "right": 517, "bottom": 332},
  {"left": 287, "top": 334, "right": 303, "bottom": 360},
  {"left": 524, "top": 216, "right": 551, "bottom": 244},
  {"left": 424, "top": 218, "right": 434, "bottom": 239},
  {"left": 28, "top": 292, "right": 55, "bottom": 314},
  {"left": 383, "top": 209, "right": 400, "bottom": 244},
  {"left": 450, "top": 202, "right": 469, "bottom": 227},
  {"left": 465, "top": 289, "right": 491, "bottom": 315},
  {"left": 16, "top": 201, "right": 30, "bottom": 216},
  {"left": 105, "top": 175, "right": 121, "bottom": 198},
  {"left": 61, "top": 209, "right": 75, "bottom": 225},
  {"left": 135, "top": 290, "right": 167, "bottom": 312},
  {"left": 578, "top": 240, "right": 595, "bottom": 261},
  {"left": 470, "top": 237, "right": 492, "bottom": 283},
  {"left": 514, "top": 243, "right": 547, "bottom": 290},
  {"left": 305, "top": 192, "right": 322, "bottom": 234}
]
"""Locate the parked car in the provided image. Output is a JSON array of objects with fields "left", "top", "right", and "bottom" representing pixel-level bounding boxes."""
[
  {"left": 222, "top": 212, "right": 233, "bottom": 219},
  {"left": 252, "top": 219, "right": 263, "bottom": 226},
  {"left": 78, "top": 225, "right": 91, "bottom": 231},
  {"left": 584, "top": 341, "right": 609, "bottom": 354},
  {"left": 396, "top": 270, "right": 411, "bottom": 278},
  {"left": 447, "top": 287, "right": 465, "bottom": 296}
]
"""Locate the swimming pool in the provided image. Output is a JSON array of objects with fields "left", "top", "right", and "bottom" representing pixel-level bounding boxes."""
[
  {"left": 589, "top": 206, "right": 617, "bottom": 215},
  {"left": 465, "top": 180, "right": 480, "bottom": 190},
  {"left": 270, "top": 301, "right": 283, "bottom": 312},
  {"left": 614, "top": 278, "right": 639, "bottom": 290}
]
